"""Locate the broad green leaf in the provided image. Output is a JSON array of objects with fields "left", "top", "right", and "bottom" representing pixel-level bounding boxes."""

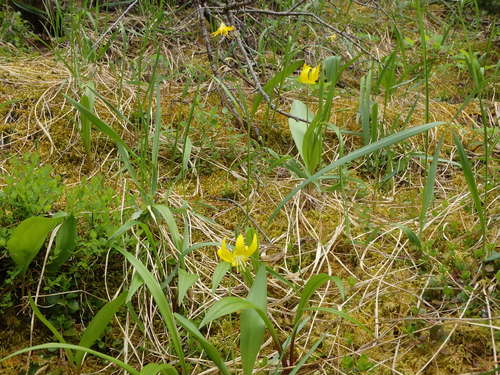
[
  {"left": 174, "top": 313, "right": 230, "bottom": 375},
  {"left": 140, "top": 363, "right": 179, "bottom": 375},
  {"left": 7, "top": 216, "right": 62, "bottom": 274},
  {"left": 294, "top": 274, "right": 344, "bottom": 326},
  {"left": 48, "top": 215, "right": 77, "bottom": 273},
  {"left": 75, "top": 291, "right": 127, "bottom": 367},
  {"left": 199, "top": 296, "right": 282, "bottom": 355},
  {"left": 270, "top": 121, "right": 445, "bottom": 221},
  {"left": 289, "top": 100, "right": 315, "bottom": 163},
  {"left": 252, "top": 60, "right": 304, "bottom": 114},
  {"left": 419, "top": 135, "right": 444, "bottom": 234},
  {"left": 28, "top": 296, "right": 74, "bottom": 364},
  {"left": 452, "top": 132, "right": 486, "bottom": 233},
  {"left": 211, "top": 261, "right": 230, "bottom": 293},
  {"left": 307, "top": 307, "right": 371, "bottom": 333},
  {"left": 117, "top": 249, "right": 186, "bottom": 373},
  {"left": 241, "top": 265, "right": 267, "bottom": 375},
  {"left": 177, "top": 268, "right": 198, "bottom": 306},
  {"left": 0, "top": 343, "right": 139, "bottom": 375},
  {"left": 200, "top": 297, "right": 257, "bottom": 328}
]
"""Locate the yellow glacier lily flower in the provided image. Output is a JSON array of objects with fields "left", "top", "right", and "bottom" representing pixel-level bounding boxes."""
[
  {"left": 298, "top": 63, "right": 321, "bottom": 85},
  {"left": 217, "top": 234, "right": 258, "bottom": 268},
  {"left": 211, "top": 22, "right": 235, "bottom": 37}
]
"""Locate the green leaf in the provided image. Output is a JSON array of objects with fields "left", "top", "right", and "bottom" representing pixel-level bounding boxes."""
[
  {"left": 181, "top": 136, "right": 192, "bottom": 176},
  {"left": 7, "top": 216, "right": 62, "bottom": 274},
  {"left": 151, "top": 84, "right": 162, "bottom": 196},
  {"left": 289, "top": 336, "right": 324, "bottom": 375},
  {"left": 177, "top": 268, "right": 198, "bottom": 306},
  {"left": 270, "top": 121, "right": 445, "bottom": 221},
  {"left": 117, "top": 249, "right": 186, "bottom": 373},
  {"left": 75, "top": 291, "right": 127, "bottom": 367},
  {"left": 307, "top": 307, "right": 371, "bottom": 333},
  {"left": 294, "top": 274, "right": 344, "bottom": 326},
  {"left": 397, "top": 225, "right": 422, "bottom": 250},
  {"left": 199, "top": 296, "right": 282, "bottom": 356},
  {"left": 0, "top": 343, "right": 139, "bottom": 375},
  {"left": 174, "top": 314, "right": 230, "bottom": 375},
  {"left": 66, "top": 95, "right": 129, "bottom": 151},
  {"left": 140, "top": 363, "right": 179, "bottom": 375},
  {"left": 28, "top": 296, "right": 74, "bottom": 364},
  {"left": 452, "top": 132, "right": 486, "bottom": 233},
  {"left": 359, "top": 70, "right": 373, "bottom": 145},
  {"left": 252, "top": 60, "right": 304, "bottom": 114},
  {"left": 484, "top": 251, "right": 500, "bottom": 263},
  {"left": 153, "top": 205, "right": 183, "bottom": 251},
  {"left": 289, "top": 100, "right": 315, "bottom": 164},
  {"left": 200, "top": 297, "right": 257, "bottom": 328},
  {"left": 48, "top": 215, "right": 77, "bottom": 273},
  {"left": 211, "top": 261, "right": 230, "bottom": 293},
  {"left": 241, "top": 265, "right": 267, "bottom": 375},
  {"left": 79, "top": 82, "right": 95, "bottom": 153},
  {"left": 419, "top": 135, "right": 444, "bottom": 233}
]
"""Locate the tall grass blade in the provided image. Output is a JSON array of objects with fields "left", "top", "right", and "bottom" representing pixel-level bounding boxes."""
[
  {"left": 0, "top": 343, "right": 139, "bottom": 375},
  {"left": 28, "top": 296, "right": 74, "bottom": 364},
  {"left": 270, "top": 121, "right": 445, "bottom": 221},
  {"left": 75, "top": 292, "right": 127, "bottom": 368},
  {"left": 174, "top": 314, "right": 230, "bottom": 375},
  {"left": 117, "top": 248, "right": 186, "bottom": 374},
  {"left": 419, "top": 135, "right": 444, "bottom": 234},
  {"left": 289, "top": 336, "right": 324, "bottom": 375},
  {"left": 452, "top": 132, "right": 486, "bottom": 240}
]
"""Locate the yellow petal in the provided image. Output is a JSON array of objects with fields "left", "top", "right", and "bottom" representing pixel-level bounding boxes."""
[
  {"left": 217, "top": 238, "right": 234, "bottom": 264},
  {"left": 310, "top": 65, "right": 321, "bottom": 82},
  {"left": 298, "top": 64, "right": 312, "bottom": 84},
  {"left": 234, "top": 234, "right": 245, "bottom": 254},
  {"left": 244, "top": 233, "right": 258, "bottom": 256}
]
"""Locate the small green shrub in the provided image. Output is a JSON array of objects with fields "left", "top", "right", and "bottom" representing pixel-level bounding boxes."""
[
  {"left": 0, "top": 153, "right": 62, "bottom": 224},
  {"left": 0, "top": 7, "right": 33, "bottom": 48}
]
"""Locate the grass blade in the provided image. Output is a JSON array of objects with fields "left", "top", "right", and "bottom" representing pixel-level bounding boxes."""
[
  {"left": 0, "top": 343, "right": 139, "bottom": 375},
  {"left": 75, "top": 292, "right": 127, "bottom": 367},
  {"left": 270, "top": 121, "right": 445, "bottom": 221},
  {"left": 140, "top": 363, "right": 179, "bottom": 375},
  {"left": 117, "top": 248, "right": 186, "bottom": 374},
  {"left": 452, "top": 132, "right": 486, "bottom": 241},
  {"left": 419, "top": 135, "right": 444, "bottom": 234},
  {"left": 28, "top": 296, "right": 74, "bottom": 364},
  {"left": 174, "top": 313, "right": 230, "bottom": 375}
]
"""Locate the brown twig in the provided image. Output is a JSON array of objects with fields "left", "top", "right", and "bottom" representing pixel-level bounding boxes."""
[{"left": 232, "top": 7, "right": 378, "bottom": 61}]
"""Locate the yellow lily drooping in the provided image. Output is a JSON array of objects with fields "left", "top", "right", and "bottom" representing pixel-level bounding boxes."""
[
  {"left": 298, "top": 63, "right": 321, "bottom": 85},
  {"left": 217, "top": 233, "right": 258, "bottom": 268},
  {"left": 211, "top": 22, "right": 235, "bottom": 37}
]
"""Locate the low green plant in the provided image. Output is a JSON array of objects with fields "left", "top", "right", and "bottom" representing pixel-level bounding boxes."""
[
  {"left": 0, "top": 6, "right": 33, "bottom": 49},
  {"left": 0, "top": 153, "right": 62, "bottom": 224}
]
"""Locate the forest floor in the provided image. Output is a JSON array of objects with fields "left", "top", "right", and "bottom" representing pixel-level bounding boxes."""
[{"left": 0, "top": 1, "right": 498, "bottom": 374}]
